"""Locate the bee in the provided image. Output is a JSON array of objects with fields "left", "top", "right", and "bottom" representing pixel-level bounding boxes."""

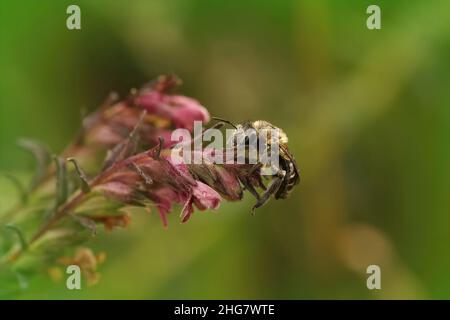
[{"left": 212, "top": 118, "right": 300, "bottom": 211}]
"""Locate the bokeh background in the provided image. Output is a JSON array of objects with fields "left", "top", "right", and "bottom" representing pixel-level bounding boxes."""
[{"left": 1, "top": 0, "right": 449, "bottom": 299}]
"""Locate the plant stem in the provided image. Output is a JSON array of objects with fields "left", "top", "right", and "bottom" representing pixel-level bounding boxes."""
[
  {"left": 0, "top": 142, "right": 87, "bottom": 226},
  {"left": 0, "top": 150, "right": 151, "bottom": 267},
  {"left": 0, "top": 191, "right": 87, "bottom": 266}
]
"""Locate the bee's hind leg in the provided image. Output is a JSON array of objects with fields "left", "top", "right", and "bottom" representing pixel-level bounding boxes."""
[{"left": 251, "top": 170, "right": 285, "bottom": 214}]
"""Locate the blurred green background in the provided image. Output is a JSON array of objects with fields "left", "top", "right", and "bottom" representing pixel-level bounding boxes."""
[{"left": 1, "top": 0, "right": 450, "bottom": 299}]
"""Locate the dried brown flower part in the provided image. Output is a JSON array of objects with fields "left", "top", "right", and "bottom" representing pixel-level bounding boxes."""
[
  {"left": 58, "top": 247, "right": 106, "bottom": 286},
  {"left": 88, "top": 213, "right": 131, "bottom": 232},
  {"left": 47, "top": 266, "right": 64, "bottom": 282}
]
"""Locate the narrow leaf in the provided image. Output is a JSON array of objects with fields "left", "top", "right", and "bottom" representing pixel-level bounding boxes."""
[
  {"left": 53, "top": 156, "right": 68, "bottom": 206},
  {"left": 4, "top": 224, "right": 28, "bottom": 251},
  {"left": 67, "top": 158, "right": 91, "bottom": 193},
  {"left": 17, "top": 139, "right": 51, "bottom": 191}
]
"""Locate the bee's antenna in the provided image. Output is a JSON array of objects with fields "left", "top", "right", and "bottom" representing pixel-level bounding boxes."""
[{"left": 212, "top": 117, "right": 238, "bottom": 129}]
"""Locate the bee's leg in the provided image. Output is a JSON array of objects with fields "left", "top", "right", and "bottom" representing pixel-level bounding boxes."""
[
  {"left": 193, "top": 123, "right": 224, "bottom": 144},
  {"left": 188, "top": 122, "right": 224, "bottom": 148},
  {"left": 275, "top": 159, "right": 290, "bottom": 199},
  {"left": 204, "top": 121, "right": 225, "bottom": 132},
  {"left": 248, "top": 163, "right": 262, "bottom": 176},
  {"left": 246, "top": 163, "right": 267, "bottom": 191},
  {"left": 211, "top": 117, "right": 238, "bottom": 129},
  {"left": 207, "top": 121, "right": 227, "bottom": 130},
  {"left": 251, "top": 170, "right": 285, "bottom": 214},
  {"left": 240, "top": 176, "right": 261, "bottom": 201},
  {"left": 256, "top": 175, "right": 267, "bottom": 191}
]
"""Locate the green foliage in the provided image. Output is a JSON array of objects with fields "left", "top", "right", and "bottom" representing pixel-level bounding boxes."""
[
  {"left": 4, "top": 224, "right": 28, "bottom": 251},
  {"left": 67, "top": 158, "right": 91, "bottom": 193},
  {"left": 17, "top": 139, "right": 51, "bottom": 192},
  {"left": 53, "top": 156, "right": 68, "bottom": 207}
]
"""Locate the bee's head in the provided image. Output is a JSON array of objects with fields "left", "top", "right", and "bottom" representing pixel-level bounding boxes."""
[
  {"left": 226, "top": 119, "right": 288, "bottom": 147},
  {"left": 251, "top": 120, "right": 289, "bottom": 145}
]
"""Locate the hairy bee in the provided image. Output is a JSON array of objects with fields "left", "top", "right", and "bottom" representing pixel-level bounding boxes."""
[{"left": 213, "top": 118, "right": 300, "bottom": 211}]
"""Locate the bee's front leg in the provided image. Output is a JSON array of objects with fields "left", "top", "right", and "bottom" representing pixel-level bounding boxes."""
[
  {"left": 251, "top": 170, "right": 286, "bottom": 214},
  {"left": 240, "top": 176, "right": 261, "bottom": 201}
]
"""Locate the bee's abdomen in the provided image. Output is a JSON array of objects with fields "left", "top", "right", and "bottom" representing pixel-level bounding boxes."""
[
  {"left": 275, "top": 160, "right": 299, "bottom": 199},
  {"left": 276, "top": 172, "right": 298, "bottom": 199}
]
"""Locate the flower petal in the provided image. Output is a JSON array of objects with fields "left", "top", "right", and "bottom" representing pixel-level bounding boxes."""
[{"left": 192, "top": 181, "right": 221, "bottom": 211}]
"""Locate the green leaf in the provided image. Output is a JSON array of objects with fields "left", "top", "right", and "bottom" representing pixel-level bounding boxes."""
[
  {"left": 17, "top": 138, "right": 51, "bottom": 191},
  {"left": 67, "top": 158, "right": 91, "bottom": 193},
  {"left": 4, "top": 224, "right": 28, "bottom": 251},
  {"left": 1, "top": 173, "right": 28, "bottom": 204},
  {"left": 53, "top": 156, "right": 68, "bottom": 206}
]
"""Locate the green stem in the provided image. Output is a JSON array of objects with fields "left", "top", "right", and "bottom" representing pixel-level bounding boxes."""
[{"left": 0, "top": 150, "right": 151, "bottom": 267}]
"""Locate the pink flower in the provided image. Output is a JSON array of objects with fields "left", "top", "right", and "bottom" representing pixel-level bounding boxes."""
[
  {"left": 78, "top": 76, "right": 289, "bottom": 227},
  {"left": 181, "top": 182, "right": 221, "bottom": 223},
  {"left": 93, "top": 150, "right": 223, "bottom": 226},
  {"left": 147, "top": 187, "right": 184, "bottom": 227},
  {"left": 187, "top": 162, "right": 244, "bottom": 201},
  {"left": 133, "top": 77, "right": 210, "bottom": 132},
  {"left": 81, "top": 75, "right": 209, "bottom": 152},
  {"left": 164, "top": 95, "right": 210, "bottom": 131}
]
